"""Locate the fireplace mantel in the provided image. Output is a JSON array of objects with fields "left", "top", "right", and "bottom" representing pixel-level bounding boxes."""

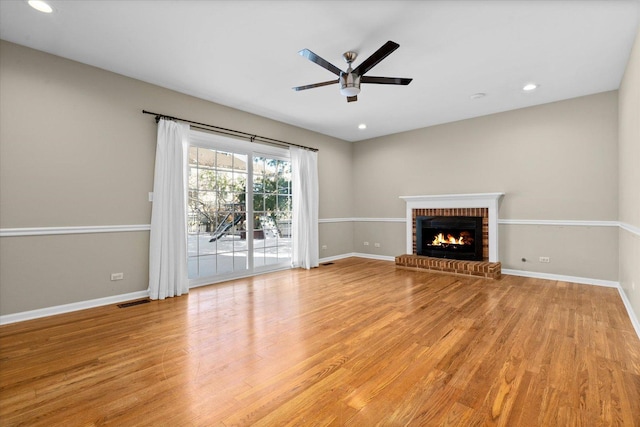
[{"left": 400, "top": 193, "right": 504, "bottom": 262}]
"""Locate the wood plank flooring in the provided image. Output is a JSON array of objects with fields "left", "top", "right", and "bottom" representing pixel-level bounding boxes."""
[{"left": 1, "top": 257, "right": 639, "bottom": 426}]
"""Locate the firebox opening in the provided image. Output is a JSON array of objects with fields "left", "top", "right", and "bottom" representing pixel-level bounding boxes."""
[{"left": 416, "top": 216, "right": 483, "bottom": 261}]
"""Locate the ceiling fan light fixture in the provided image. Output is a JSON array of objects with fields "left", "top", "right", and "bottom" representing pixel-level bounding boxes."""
[
  {"left": 339, "top": 73, "right": 361, "bottom": 97},
  {"left": 28, "top": 0, "right": 53, "bottom": 13}
]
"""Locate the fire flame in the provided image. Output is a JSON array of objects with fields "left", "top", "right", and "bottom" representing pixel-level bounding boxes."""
[{"left": 432, "top": 233, "right": 465, "bottom": 246}]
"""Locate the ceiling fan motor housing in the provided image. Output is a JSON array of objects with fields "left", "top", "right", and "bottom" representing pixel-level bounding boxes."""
[{"left": 340, "top": 72, "right": 361, "bottom": 97}]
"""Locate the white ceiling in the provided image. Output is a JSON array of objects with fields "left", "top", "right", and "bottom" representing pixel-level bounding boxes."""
[{"left": 1, "top": 0, "right": 638, "bottom": 142}]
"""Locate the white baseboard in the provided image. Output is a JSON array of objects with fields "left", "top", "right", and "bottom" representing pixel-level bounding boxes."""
[
  {"left": 320, "top": 252, "right": 396, "bottom": 263},
  {"left": 352, "top": 252, "right": 396, "bottom": 262},
  {"left": 501, "top": 268, "right": 619, "bottom": 288},
  {"left": 3, "top": 258, "right": 638, "bottom": 341},
  {"left": 0, "top": 290, "right": 150, "bottom": 325},
  {"left": 617, "top": 286, "right": 640, "bottom": 339},
  {"left": 502, "top": 268, "right": 639, "bottom": 339},
  {"left": 322, "top": 257, "right": 640, "bottom": 339},
  {"left": 320, "top": 253, "right": 358, "bottom": 263}
]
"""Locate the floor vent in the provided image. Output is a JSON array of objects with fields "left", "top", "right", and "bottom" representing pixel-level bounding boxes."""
[
  {"left": 321, "top": 262, "right": 335, "bottom": 266},
  {"left": 117, "top": 299, "right": 150, "bottom": 308}
]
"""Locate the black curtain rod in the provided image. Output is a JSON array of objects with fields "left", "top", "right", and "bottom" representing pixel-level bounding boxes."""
[{"left": 142, "top": 110, "right": 318, "bottom": 152}]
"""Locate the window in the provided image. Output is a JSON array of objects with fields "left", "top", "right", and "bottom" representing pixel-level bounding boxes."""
[{"left": 187, "top": 131, "right": 291, "bottom": 284}]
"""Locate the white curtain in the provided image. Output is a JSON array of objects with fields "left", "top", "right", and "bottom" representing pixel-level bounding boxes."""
[
  {"left": 291, "top": 146, "right": 319, "bottom": 269},
  {"left": 148, "top": 119, "right": 190, "bottom": 299}
]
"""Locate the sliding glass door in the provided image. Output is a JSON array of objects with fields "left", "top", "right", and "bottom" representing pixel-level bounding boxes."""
[
  {"left": 252, "top": 156, "right": 292, "bottom": 269},
  {"left": 187, "top": 131, "right": 291, "bottom": 284}
]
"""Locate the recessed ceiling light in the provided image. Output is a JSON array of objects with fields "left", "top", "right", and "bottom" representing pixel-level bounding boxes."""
[
  {"left": 28, "top": 0, "right": 53, "bottom": 13},
  {"left": 470, "top": 93, "right": 486, "bottom": 100},
  {"left": 358, "top": 124, "right": 367, "bottom": 130},
  {"left": 523, "top": 83, "right": 538, "bottom": 91}
]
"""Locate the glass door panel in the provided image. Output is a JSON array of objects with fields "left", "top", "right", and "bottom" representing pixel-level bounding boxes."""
[
  {"left": 252, "top": 155, "right": 291, "bottom": 269},
  {"left": 188, "top": 146, "right": 249, "bottom": 279}
]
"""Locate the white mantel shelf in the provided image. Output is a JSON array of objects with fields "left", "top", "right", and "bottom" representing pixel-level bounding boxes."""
[{"left": 400, "top": 193, "right": 505, "bottom": 262}]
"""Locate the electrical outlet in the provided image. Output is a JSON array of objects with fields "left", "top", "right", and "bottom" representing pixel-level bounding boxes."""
[
  {"left": 363, "top": 241, "right": 369, "bottom": 246},
  {"left": 539, "top": 257, "right": 550, "bottom": 263},
  {"left": 374, "top": 243, "right": 381, "bottom": 248},
  {"left": 111, "top": 272, "right": 124, "bottom": 281}
]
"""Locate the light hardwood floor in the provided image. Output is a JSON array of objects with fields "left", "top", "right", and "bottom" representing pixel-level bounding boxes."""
[{"left": 1, "top": 258, "right": 639, "bottom": 426}]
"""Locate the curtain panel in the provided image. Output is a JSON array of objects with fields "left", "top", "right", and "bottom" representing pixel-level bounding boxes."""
[
  {"left": 148, "top": 119, "right": 190, "bottom": 299},
  {"left": 291, "top": 147, "right": 319, "bottom": 269}
]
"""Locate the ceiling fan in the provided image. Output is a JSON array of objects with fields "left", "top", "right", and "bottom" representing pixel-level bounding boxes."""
[{"left": 293, "top": 40, "right": 412, "bottom": 103}]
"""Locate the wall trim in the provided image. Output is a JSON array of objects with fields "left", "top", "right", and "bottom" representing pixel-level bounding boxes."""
[
  {"left": 351, "top": 252, "right": 397, "bottom": 262},
  {"left": 503, "top": 268, "right": 639, "bottom": 339},
  {"left": 322, "top": 217, "right": 628, "bottom": 228},
  {"left": 318, "top": 218, "right": 353, "bottom": 224},
  {"left": 2, "top": 219, "right": 633, "bottom": 236},
  {"left": 319, "top": 253, "right": 359, "bottom": 263},
  {"left": 324, "top": 253, "right": 638, "bottom": 340},
  {"left": 0, "top": 290, "right": 150, "bottom": 325},
  {"left": 321, "top": 254, "right": 627, "bottom": 291},
  {"left": 498, "top": 219, "right": 619, "bottom": 227},
  {"left": 319, "top": 218, "right": 405, "bottom": 223},
  {"left": 617, "top": 285, "right": 640, "bottom": 340},
  {"left": 0, "top": 224, "right": 151, "bottom": 237},
  {"left": 318, "top": 218, "right": 354, "bottom": 223},
  {"left": 3, "top": 255, "right": 638, "bottom": 340},
  {"left": 620, "top": 221, "right": 640, "bottom": 237},
  {"left": 320, "top": 252, "right": 396, "bottom": 263},
  {"left": 501, "top": 268, "right": 619, "bottom": 288},
  {"left": 352, "top": 218, "right": 405, "bottom": 223}
]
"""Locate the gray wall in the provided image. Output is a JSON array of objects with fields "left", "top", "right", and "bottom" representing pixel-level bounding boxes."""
[
  {"left": 1, "top": 34, "right": 637, "bottom": 324},
  {"left": 351, "top": 92, "right": 620, "bottom": 281},
  {"left": 618, "top": 25, "right": 640, "bottom": 324},
  {"left": 0, "top": 41, "right": 351, "bottom": 315}
]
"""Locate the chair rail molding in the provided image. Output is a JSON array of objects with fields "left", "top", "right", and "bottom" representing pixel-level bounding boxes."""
[{"left": 0, "top": 224, "right": 151, "bottom": 237}]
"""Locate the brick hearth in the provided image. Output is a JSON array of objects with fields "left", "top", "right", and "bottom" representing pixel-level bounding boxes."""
[{"left": 395, "top": 254, "right": 502, "bottom": 279}]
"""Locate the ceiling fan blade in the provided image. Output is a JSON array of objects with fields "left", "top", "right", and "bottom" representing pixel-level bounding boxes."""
[
  {"left": 347, "top": 95, "right": 358, "bottom": 103},
  {"left": 293, "top": 80, "right": 339, "bottom": 91},
  {"left": 361, "top": 76, "right": 413, "bottom": 85},
  {"left": 298, "top": 49, "right": 343, "bottom": 76},
  {"left": 352, "top": 41, "right": 400, "bottom": 76}
]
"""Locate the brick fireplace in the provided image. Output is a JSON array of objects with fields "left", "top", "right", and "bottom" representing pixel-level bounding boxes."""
[{"left": 396, "top": 193, "right": 504, "bottom": 279}]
